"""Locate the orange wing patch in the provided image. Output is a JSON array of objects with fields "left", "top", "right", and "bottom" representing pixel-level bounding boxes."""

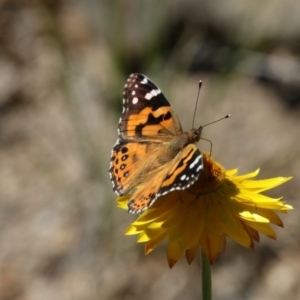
[
  {"left": 121, "top": 107, "right": 182, "bottom": 138},
  {"left": 110, "top": 141, "right": 149, "bottom": 195},
  {"left": 159, "top": 144, "right": 201, "bottom": 191},
  {"left": 127, "top": 165, "right": 169, "bottom": 213}
]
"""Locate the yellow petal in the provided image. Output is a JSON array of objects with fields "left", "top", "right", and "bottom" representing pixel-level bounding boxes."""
[
  {"left": 200, "top": 227, "right": 224, "bottom": 264},
  {"left": 240, "top": 177, "right": 292, "bottom": 192},
  {"left": 145, "top": 230, "right": 168, "bottom": 254},
  {"left": 223, "top": 219, "right": 253, "bottom": 248},
  {"left": 244, "top": 224, "right": 260, "bottom": 242},
  {"left": 167, "top": 240, "right": 184, "bottom": 268},
  {"left": 245, "top": 221, "right": 276, "bottom": 239},
  {"left": 125, "top": 225, "right": 142, "bottom": 235},
  {"left": 116, "top": 195, "right": 130, "bottom": 209},
  {"left": 137, "top": 231, "right": 151, "bottom": 242},
  {"left": 239, "top": 211, "right": 270, "bottom": 223},
  {"left": 137, "top": 226, "right": 167, "bottom": 242},
  {"left": 250, "top": 208, "right": 284, "bottom": 227},
  {"left": 182, "top": 199, "right": 206, "bottom": 249},
  {"left": 232, "top": 169, "right": 260, "bottom": 181},
  {"left": 225, "top": 169, "right": 238, "bottom": 177},
  {"left": 186, "top": 243, "right": 201, "bottom": 265}
]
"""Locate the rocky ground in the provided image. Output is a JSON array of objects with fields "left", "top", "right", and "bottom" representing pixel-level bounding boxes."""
[{"left": 0, "top": 1, "right": 299, "bottom": 300}]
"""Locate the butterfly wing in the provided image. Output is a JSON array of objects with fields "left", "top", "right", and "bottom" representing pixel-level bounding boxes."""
[
  {"left": 109, "top": 140, "right": 150, "bottom": 195},
  {"left": 119, "top": 73, "right": 182, "bottom": 140},
  {"left": 127, "top": 144, "right": 203, "bottom": 213},
  {"left": 110, "top": 73, "right": 183, "bottom": 195}
]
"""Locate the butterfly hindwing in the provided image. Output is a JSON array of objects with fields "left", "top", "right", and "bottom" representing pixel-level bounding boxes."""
[{"left": 127, "top": 185, "right": 158, "bottom": 214}]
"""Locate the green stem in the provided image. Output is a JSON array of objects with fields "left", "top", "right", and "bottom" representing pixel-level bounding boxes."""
[{"left": 201, "top": 249, "right": 212, "bottom": 300}]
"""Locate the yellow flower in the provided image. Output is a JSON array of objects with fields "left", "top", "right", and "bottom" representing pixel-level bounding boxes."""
[{"left": 117, "top": 152, "right": 292, "bottom": 268}]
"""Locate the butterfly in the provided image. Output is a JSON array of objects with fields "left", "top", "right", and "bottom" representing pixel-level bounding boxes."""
[{"left": 109, "top": 73, "right": 203, "bottom": 214}]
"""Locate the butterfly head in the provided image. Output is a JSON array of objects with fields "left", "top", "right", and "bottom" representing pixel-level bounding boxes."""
[{"left": 189, "top": 126, "right": 203, "bottom": 143}]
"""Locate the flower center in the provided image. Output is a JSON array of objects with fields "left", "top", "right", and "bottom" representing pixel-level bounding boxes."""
[{"left": 189, "top": 152, "right": 226, "bottom": 194}]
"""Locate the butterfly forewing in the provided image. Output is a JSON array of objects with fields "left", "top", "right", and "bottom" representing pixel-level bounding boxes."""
[
  {"left": 109, "top": 140, "right": 152, "bottom": 195},
  {"left": 158, "top": 144, "right": 203, "bottom": 196},
  {"left": 119, "top": 74, "right": 182, "bottom": 139},
  {"left": 127, "top": 144, "right": 203, "bottom": 213}
]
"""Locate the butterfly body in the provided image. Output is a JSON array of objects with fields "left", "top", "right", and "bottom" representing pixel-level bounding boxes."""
[
  {"left": 168, "top": 128, "right": 202, "bottom": 154},
  {"left": 109, "top": 73, "right": 203, "bottom": 213}
]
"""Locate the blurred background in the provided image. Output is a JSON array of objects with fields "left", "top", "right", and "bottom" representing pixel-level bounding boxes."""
[{"left": 0, "top": 0, "right": 299, "bottom": 299}]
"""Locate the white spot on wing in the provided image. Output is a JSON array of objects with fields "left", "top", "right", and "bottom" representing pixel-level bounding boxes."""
[
  {"left": 180, "top": 174, "right": 186, "bottom": 181},
  {"left": 141, "top": 77, "right": 148, "bottom": 84},
  {"left": 145, "top": 93, "right": 152, "bottom": 100},
  {"left": 196, "top": 165, "right": 203, "bottom": 172},
  {"left": 189, "top": 155, "right": 201, "bottom": 169},
  {"left": 132, "top": 97, "right": 138, "bottom": 104},
  {"left": 132, "top": 91, "right": 136, "bottom": 95},
  {"left": 145, "top": 89, "right": 161, "bottom": 100}
]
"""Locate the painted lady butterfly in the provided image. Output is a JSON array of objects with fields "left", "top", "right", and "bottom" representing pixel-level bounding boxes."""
[{"left": 109, "top": 73, "right": 203, "bottom": 213}]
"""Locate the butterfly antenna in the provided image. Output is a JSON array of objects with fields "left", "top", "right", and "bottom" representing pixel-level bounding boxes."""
[
  {"left": 200, "top": 114, "right": 230, "bottom": 156},
  {"left": 201, "top": 114, "right": 230, "bottom": 129},
  {"left": 192, "top": 80, "right": 202, "bottom": 128}
]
